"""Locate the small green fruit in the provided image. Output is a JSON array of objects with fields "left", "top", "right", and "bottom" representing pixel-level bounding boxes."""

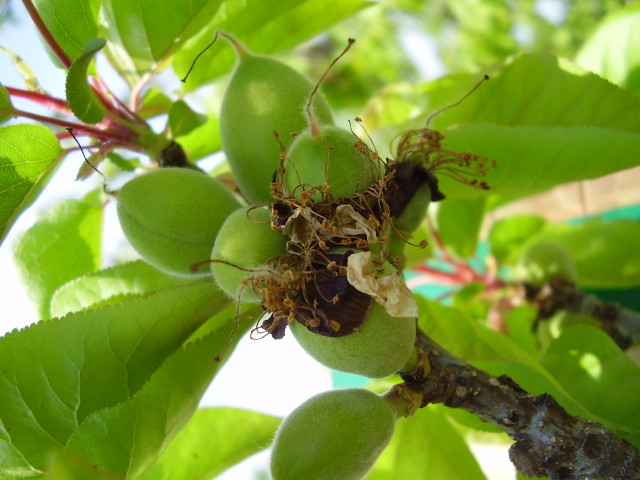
[
  {"left": 220, "top": 46, "right": 334, "bottom": 205},
  {"left": 117, "top": 168, "right": 240, "bottom": 277},
  {"left": 211, "top": 207, "right": 288, "bottom": 302},
  {"left": 291, "top": 302, "right": 416, "bottom": 378},
  {"left": 284, "top": 126, "right": 382, "bottom": 202},
  {"left": 270, "top": 388, "right": 396, "bottom": 480},
  {"left": 517, "top": 240, "right": 579, "bottom": 285}
]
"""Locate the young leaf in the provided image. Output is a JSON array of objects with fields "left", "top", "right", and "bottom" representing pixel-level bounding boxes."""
[
  {"left": 175, "top": 110, "right": 221, "bottom": 162},
  {"left": 368, "top": 405, "right": 488, "bottom": 480},
  {"left": 575, "top": 3, "right": 640, "bottom": 95},
  {"left": 168, "top": 100, "right": 207, "bottom": 138},
  {"left": 138, "top": 88, "right": 174, "bottom": 119},
  {"left": 138, "top": 408, "right": 281, "bottom": 480},
  {"left": 0, "top": 124, "right": 62, "bottom": 245},
  {"left": 31, "top": 0, "right": 100, "bottom": 62},
  {"left": 13, "top": 191, "right": 103, "bottom": 319},
  {"left": 0, "top": 281, "right": 229, "bottom": 475},
  {"left": 539, "top": 326, "right": 640, "bottom": 432},
  {"left": 0, "top": 46, "right": 42, "bottom": 92},
  {"left": 50, "top": 260, "right": 195, "bottom": 316},
  {"left": 65, "top": 317, "right": 253, "bottom": 478},
  {"left": 65, "top": 38, "right": 107, "bottom": 124}
]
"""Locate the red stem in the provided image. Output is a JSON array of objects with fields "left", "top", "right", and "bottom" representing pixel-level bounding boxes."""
[
  {"left": 10, "top": 108, "right": 117, "bottom": 140},
  {"left": 6, "top": 87, "right": 70, "bottom": 114},
  {"left": 22, "top": 0, "right": 72, "bottom": 69}
]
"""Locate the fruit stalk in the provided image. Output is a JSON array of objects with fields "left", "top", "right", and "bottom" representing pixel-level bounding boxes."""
[{"left": 400, "top": 327, "right": 640, "bottom": 479}]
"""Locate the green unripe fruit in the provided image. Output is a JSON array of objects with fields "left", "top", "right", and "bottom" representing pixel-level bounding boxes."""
[
  {"left": 284, "top": 126, "right": 382, "bottom": 202},
  {"left": 220, "top": 48, "right": 334, "bottom": 205},
  {"left": 117, "top": 168, "right": 240, "bottom": 277},
  {"left": 393, "top": 182, "right": 432, "bottom": 234},
  {"left": 291, "top": 302, "right": 416, "bottom": 378},
  {"left": 211, "top": 207, "right": 288, "bottom": 302},
  {"left": 270, "top": 388, "right": 396, "bottom": 480},
  {"left": 517, "top": 240, "right": 579, "bottom": 285}
]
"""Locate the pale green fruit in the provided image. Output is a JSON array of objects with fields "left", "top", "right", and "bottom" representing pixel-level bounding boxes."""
[
  {"left": 117, "top": 168, "right": 240, "bottom": 277},
  {"left": 270, "top": 388, "right": 396, "bottom": 480},
  {"left": 220, "top": 51, "right": 334, "bottom": 205},
  {"left": 283, "top": 126, "right": 383, "bottom": 202},
  {"left": 291, "top": 302, "right": 416, "bottom": 378},
  {"left": 517, "top": 240, "right": 579, "bottom": 285},
  {"left": 211, "top": 207, "right": 287, "bottom": 302}
]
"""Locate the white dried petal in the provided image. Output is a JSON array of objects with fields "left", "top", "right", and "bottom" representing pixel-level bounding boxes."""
[{"left": 347, "top": 251, "right": 418, "bottom": 318}]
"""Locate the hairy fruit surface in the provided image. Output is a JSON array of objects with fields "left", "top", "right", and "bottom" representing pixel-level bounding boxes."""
[
  {"left": 220, "top": 52, "right": 334, "bottom": 204},
  {"left": 211, "top": 207, "right": 288, "bottom": 302},
  {"left": 117, "top": 168, "right": 240, "bottom": 277},
  {"left": 270, "top": 388, "right": 396, "bottom": 480}
]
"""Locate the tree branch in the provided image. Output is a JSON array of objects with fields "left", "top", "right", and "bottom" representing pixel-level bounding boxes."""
[
  {"left": 524, "top": 277, "right": 640, "bottom": 349},
  {"left": 401, "top": 328, "right": 640, "bottom": 479}
]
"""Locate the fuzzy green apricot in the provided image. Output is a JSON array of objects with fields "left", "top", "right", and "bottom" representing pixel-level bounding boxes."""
[
  {"left": 291, "top": 302, "right": 416, "bottom": 378},
  {"left": 284, "top": 125, "right": 382, "bottom": 202},
  {"left": 220, "top": 50, "right": 334, "bottom": 205},
  {"left": 517, "top": 240, "right": 579, "bottom": 285},
  {"left": 210, "top": 207, "right": 288, "bottom": 302},
  {"left": 117, "top": 168, "right": 240, "bottom": 277},
  {"left": 270, "top": 388, "right": 396, "bottom": 480},
  {"left": 393, "top": 182, "right": 432, "bottom": 234}
]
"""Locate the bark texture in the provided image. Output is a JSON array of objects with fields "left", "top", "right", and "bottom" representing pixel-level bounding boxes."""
[{"left": 400, "top": 328, "right": 640, "bottom": 480}]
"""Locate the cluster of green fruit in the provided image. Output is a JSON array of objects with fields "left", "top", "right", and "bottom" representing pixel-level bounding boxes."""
[{"left": 116, "top": 36, "right": 438, "bottom": 479}]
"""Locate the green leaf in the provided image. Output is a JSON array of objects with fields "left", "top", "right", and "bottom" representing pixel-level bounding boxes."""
[
  {"left": 539, "top": 326, "right": 640, "bottom": 432},
  {"left": 365, "top": 54, "right": 640, "bottom": 199},
  {"left": 0, "top": 281, "right": 229, "bottom": 475},
  {"left": 502, "top": 305, "right": 539, "bottom": 359},
  {"left": 139, "top": 408, "right": 281, "bottom": 480},
  {"left": 32, "top": 0, "right": 100, "bottom": 62},
  {"left": 138, "top": 88, "right": 173, "bottom": 119},
  {"left": 434, "top": 197, "right": 486, "bottom": 258},
  {"left": 488, "top": 214, "right": 547, "bottom": 263},
  {"left": 65, "top": 38, "right": 107, "bottom": 124},
  {"left": 46, "top": 450, "right": 123, "bottom": 480},
  {"left": 168, "top": 100, "right": 207, "bottom": 138},
  {"left": 13, "top": 191, "right": 103, "bottom": 319},
  {"left": 533, "top": 219, "right": 640, "bottom": 288},
  {"left": 575, "top": 4, "right": 640, "bottom": 95},
  {"left": 173, "top": 0, "right": 369, "bottom": 91},
  {"left": 0, "top": 84, "right": 14, "bottom": 124},
  {"left": 417, "top": 297, "right": 636, "bottom": 434},
  {"left": 439, "top": 124, "right": 640, "bottom": 199},
  {"left": 369, "top": 405, "right": 488, "bottom": 480},
  {"left": 65, "top": 318, "right": 251, "bottom": 478},
  {"left": 174, "top": 108, "right": 221, "bottom": 162},
  {"left": 50, "top": 260, "right": 195, "bottom": 317},
  {"left": 0, "top": 124, "right": 62, "bottom": 245},
  {"left": 98, "top": 0, "right": 224, "bottom": 86}
]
